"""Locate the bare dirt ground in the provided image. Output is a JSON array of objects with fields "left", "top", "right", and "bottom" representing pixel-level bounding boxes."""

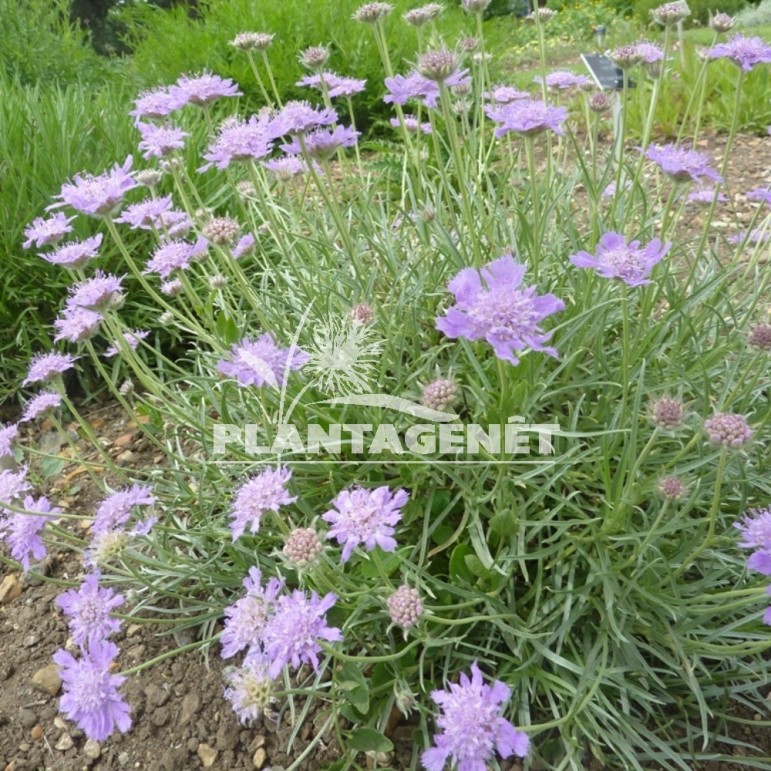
[{"left": 1, "top": 132, "right": 769, "bottom": 771}]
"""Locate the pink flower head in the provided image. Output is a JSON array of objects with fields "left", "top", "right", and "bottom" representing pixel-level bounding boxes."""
[
  {"left": 23, "top": 212, "right": 74, "bottom": 250},
  {"left": 535, "top": 71, "right": 591, "bottom": 90},
  {"left": 41, "top": 235, "right": 104, "bottom": 269},
  {"left": 20, "top": 392, "right": 62, "bottom": 423},
  {"left": 229, "top": 466, "right": 297, "bottom": 540},
  {"left": 144, "top": 237, "right": 208, "bottom": 278},
  {"left": 23, "top": 352, "right": 77, "bottom": 386},
  {"left": 104, "top": 330, "right": 150, "bottom": 358},
  {"left": 706, "top": 35, "right": 771, "bottom": 71},
  {"left": 217, "top": 334, "right": 309, "bottom": 388},
  {"left": 645, "top": 143, "right": 722, "bottom": 184},
  {"left": 0, "top": 495, "right": 59, "bottom": 572},
  {"left": 200, "top": 114, "right": 273, "bottom": 171},
  {"left": 485, "top": 98, "right": 568, "bottom": 137},
  {"left": 136, "top": 122, "right": 188, "bottom": 159},
  {"left": 436, "top": 255, "right": 565, "bottom": 364},
  {"left": 115, "top": 196, "right": 173, "bottom": 230},
  {"left": 130, "top": 86, "right": 187, "bottom": 123},
  {"left": 570, "top": 232, "right": 671, "bottom": 287},
  {"left": 297, "top": 72, "right": 367, "bottom": 98},
  {"left": 172, "top": 71, "right": 242, "bottom": 106},
  {"left": 56, "top": 573, "right": 125, "bottom": 646},
  {"left": 50, "top": 157, "right": 137, "bottom": 218}
]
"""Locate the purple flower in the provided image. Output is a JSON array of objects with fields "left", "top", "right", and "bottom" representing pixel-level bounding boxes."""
[
  {"left": 56, "top": 574, "right": 125, "bottom": 646},
  {"left": 261, "top": 156, "right": 315, "bottom": 180},
  {"left": 104, "top": 330, "right": 150, "bottom": 359},
  {"left": 0, "top": 495, "right": 59, "bottom": 572},
  {"left": 232, "top": 233, "right": 256, "bottom": 259},
  {"left": 130, "top": 86, "right": 187, "bottom": 123},
  {"left": 220, "top": 567, "right": 283, "bottom": 659},
  {"left": 535, "top": 71, "right": 591, "bottom": 90},
  {"left": 229, "top": 466, "right": 297, "bottom": 540},
  {"left": 282, "top": 125, "right": 359, "bottom": 160},
  {"left": 322, "top": 485, "right": 408, "bottom": 563},
  {"left": 485, "top": 98, "right": 568, "bottom": 137},
  {"left": 115, "top": 196, "right": 173, "bottom": 230},
  {"left": 390, "top": 115, "right": 432, "bottom": 134},
  {"left": 729, "top": 228, "right": 770, "bottom": 246},
  {"left": 747, "top": 187, "right": 771, "bottom": 206},
  {"left": 172, "top": 72, "right": 242, "bottom": 106},
  {"left": 261, "top": 590, "right": 342, "bottom": 678},
  {"left": 297, "top": 72, "right": 367, "bottom": 98},
  {"left": 688, "top": 188, "right": 727, "bottom": 204},
  {"left": 422, "top": 662, "right": 529, "bottom": 771},
  {"left": 67, "top": 272, "right": 124, "bottom": 311},
  {"left": 223, "top": 655, "right": 274, "bottom": 724},
  {"left": 20, "top": 392, "right": 62, "bottom": 423},
  {"left": 136, "top": 122, "right": 188, "bottom": 159},
  {"left": 53, "top": 307, "right": 103, "bottom": 343},
  {"left": 267, "top": 101, "right": 338, "bottom": 138},
  {"left": 93, "top": 484, "right": 156, "bottom": 536},
  {"left": 53, "top": 639, "right": 131, "bottom": 741},
  {"left": 23, "top": 213, "right": 74, "bottom": 249},
  {"left": 418, "top": 49, "right": 461, "bottom": 83},
  {"left": 144, "top": 237, "right": 208, "bottom": 278},
  {"left": 635, "top": 41, "right": 665, "bottom": 64},
  {"left": 569, "top": 232, "right": 671, "bottom": 287},
  {"left": 703, "top": 411, "right": 752, "bottom": 448},
  {"left": 41, "top": 235, "right": 104, "bottom": 269},
  {"left": 23, "top": 352, "right": 77, "bottom": 386},
  {"left": 706, "top": 35, "right": 771, "bottom": 71},
  {"left": 161, "top": 278, "right": 183, "bottom": 296},
  {"left": 384, "top": 70, "right": 470, "bottom": 110},
  {"left": 436, "top": 255, "right": 565, "bottom": 365},
  {"left": 0, "top": 423, "right": 18, "bottom": 458},
  {"left": 51, "top": 157, "right": 137, "bottom": 217},
  {"left": 0, "top": 467, "right": 31, "bottom": 514},
  {"left": 158, "top": 210, "right": 193, "bottom": 239},
  {"left": 736, "top": 507, "right": 771, "bottom": 551},
  {"left": 485, "top": 85, "right": 530, "bottom": 104},
  {"left": 645, "top": 143, "right": 722, "bottom": 184},
  {"left": 387, "top": 585, "right": 423, "bottom": 629},
  {"left": 200, "top": 115, "right": 273, "bottom": 171},
  {"left": 217, "top": 334, "right": 309, "bottom": 388}
]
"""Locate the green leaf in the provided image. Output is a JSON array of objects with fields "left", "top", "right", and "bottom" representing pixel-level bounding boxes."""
[
  {"left": 348, "top": 728, "right": 394, "bottom": 753},
  {"left": 40, "top": 456, "right": 66, "bottom": 479},
  {"left": 215, "top": 312, "right": 240, "bottom": 345},
  {"left": 449, "top": 544, "right": 474, "bottom": 582}
]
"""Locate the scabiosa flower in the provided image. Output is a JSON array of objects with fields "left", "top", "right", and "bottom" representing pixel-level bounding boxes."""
[
  {"left": 322, "top": 485, "right": 408, "bottom": 563},
  {"left": 104, "top": 330, "right": 150, "bottom": 358},
  {"left": 354, "top": 2, "right": 393, "bottom": 23},
  {"left": 232, "top": 233, "right": 256, "bottom": 259},
  {"left": 53, "top": 307, "right": 103, "bottom": 344},
  {"left": 283, "top": 125, "right": 360, "bottom": 160},
  {"left": 53, "top": 639, "right": 131, "bottom": 741},
  {"left": 485, "top": 98, "right": 568, "bottom": 137},
  {"left": 202, "top": 216, "right": 241, "bottom": 246},
  {"left": 23, "top": 212, "right": 74, "bottom": 249},
  {"left": 747, "top": 187, "right": 771, "bottom": 206},
  {"left": 403, "top": 3, "right": 444, "bottom": 26},
  {"left": 173, "top": 71, "right": 242, "bottom": 106},
  {"left": 535, "top": 71, "right": 591, "bottom": 90},
  {"left": 610, "top": 45, "right": 645, "bottom": 69},
  {"left": 0, "top": 467, "right": 31, "bottom": 514},
  {"left": 418, "top": 49, "right": 460, "bottom": 83},
  {"left": 130, "top": 86, "right": 187, "bottom": 123},
  {"left": 92, "top": 484, "right": 156, "bottom": 537},
  {"left": 422, "top": 379, "right": 457, "bottom": 411},
  {"left": 709, "top": 12, "right": 736, "bottom": 33},
  {"left": 0, "top": 423, "right": 18, "bottom": 458},
  {"left": 658, "top": 476, "right": 686, "bottom": 500},
  {"left": 527, "top": 7, "right": 555, "bottom": 21},
  {"left": 283, "top": 527, "right": 323, "bottom": 567},
  {"left": 23, "top": 351, "right": 77, "bottom": 386},
  {"left": 350, "top": 303, "right": 374, "bottom": 325},
  {"left": 217, "top": 334, "right": 309, "bottom": 388},
  {"left": 51, "top": 157, "right": 137, "bottom": 218},
  {"left": 588, "top": 91, "right": 614, "bottom": 113},
  {"left": 649, "top": 396, "right": 685, "bottom": 430},
  {"left": 436, "top": 254, "right": 564, "bottom": 365},
  {"left": 461, "top": 0, "right": 491, "bottom": 11},
  {"left": 299, "top": 45, "right": 331, "bottom": 72},
  {"left": 384, "top": 70, "right": 470, "bottom": 110},
  {"left": 56, "top": 574, "right": 125, "bottom": 646},
  {"left": 220, "top": 567, "right": 284, "bottom": 659},
  {"left": 136, "top": 122, "right": 188, "bottom": 159},
  {"left": 735, "top": 506, "right": 771, "bottom": 552},
  {"left": 229, "top": 466, "right": 297, "bottom": 541},
  {"left": 157, "top": 209, "right": 193, "bottom": 239},
  {"left": 296, "top": 72, "right": 367, "bottom": 98},
  {"left": 651, "top": 1, "right": 690, "bottom": 26},
  {"left": 387, "top": 585, "right": 423, "bottom": 629},
  {"left": 703, "top": 411, "right": 752, "bottom": 448},
  {"left": 687, "top": 187, "right": 727, "bottom": 205},
  {"left": 748, "top": 323, "right": 771, "bottom": 351},
  {"left": 144, "top": 237, "right": 208, "bottom": 279},
  {"left": 0, "top": 495, "right": 59, "bottom": 572},
  {"left": 422, "top": 662, "right": 529, "bottom": 771},
  {"left": 20, "top": 392, "right": 62, "bottom": 423},
  {"left": 570, "top": 232, "right": 671, "bottom": 287},
  {"left": 267, "top": 101, "right": 338, "bottom": 138},
  {"left": 728, "top": 228, "right": 770, "bottom": 246},
  {"left": 161, "top": 278, "right": 183, "bottom": 296},
  {"left": 116, "top": 196, "right": 173, "bottom": 230},
  {"left": 485, "top": 85, "right": 529, "bottom": 104},
  {"left": 200, "top": 114, "right": 273, "bottom": 170},
  {"left": 706, "top": 35, "right": 771, "bottom": 71},
  {"left": 224, "top": 655, "right": 274, "bottom": 724},
  {"left": 635, "top": 41, "right": 665, "bottom": 65},
  {"left": 67, "top": 271, "right": 124, "bottom": 311},
  {"left": 645, "top": 143, "right": 722, "bottom": 184},
  {"left": 262, "top": 155, "right": 314, "bottom": 180},
  {"left": 261, "top": 590, "right": 342, "bottom": 678},
  {"left": 230, "top": 32, "right": 275, "bottom": 51}
]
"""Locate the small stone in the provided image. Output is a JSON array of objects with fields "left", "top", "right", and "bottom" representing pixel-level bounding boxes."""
[
  {"left": 83, "top": 739, "right": 101, "bottom": 759},
  {"left": 253, "top": 735, "right": 266, "bottom": 749},
  {"left": 145, "top": 683, "right": 170, "bottom": 707},
  {"left": 186, "top": 738, "right": 199, "bottom": 753},
  {"left": 32, "top": 663, "right": 61, "bottom": 695},
  {"left": 179, "top": 692, "right": 200, "bottom": 726},
  {"left": 113, "top": 432, "right": 135, "bottom": 449},
  {"left": 117, "top": 450, "right": 136, "bottom": 463},
  {"left": 55, "top": 733, "right": 74, "bottom": 751},
  {"left": 197, "top": 743, "right": 217, "bottom": 768},
  {"left": 54, "top": 717, "right": 68, "bottom": 730},
  {"left": 0, "top": 574, "right": 22, "bottom": 604},
  {"left": 30, "top": 724, "right": 44, "bottom": 740},
  {"left": 126, "top": 624, "right": 142, "bottom": 637},
  {"left": 0, "top": 662, "right": 14, "bottom": 681},
  {"left": 117, "top": 751, "right": 130, "bottom": 766},
  {"left": 18, "top": 708, "right": 37, "bottom": 728},
  {"left": 23, "top": 634, "right": 39, "bottom": 648},
  {"left": 4, "top": 761, "right": 17, "bottom": 771},
  {"left": 252, "top": 748, "right": 266, "bottom": 768}
]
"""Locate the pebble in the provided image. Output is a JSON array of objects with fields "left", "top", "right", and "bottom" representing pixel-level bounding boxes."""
[
  {"left": 0, "top": 574, "right": 22, "bottom": 604},
  {"left": 31, "top": 663, "right": 62, "bottom": 695},
  {"left": 0, "top": 663, "right": 14, "bottom": 681},
  {"left": 54, "top": 717, "right": 68, "bottom": 730},
  {"left": 83, "top": 739, "right": 101, "bottom": 759},
  {"left": 30, "top": 724, "right": 44, "bottom": 740},
  {"left": 186, "top": 738, "right": 199, "bottom": 753},
  {"left": 145, "top": 683, "right": 170, "bottom": 707},
  {"left": 55, "top": 733, "right": 74, "bottom": 751},
  {"left": 4, "top": 761, "right": 17, "bottom": 771},
  {"left": 117, "top": 751, "right": 130, "bottom": 766},
  {"left": 18, "top": 708, "right": 38, "bottom": 729},
  {"left": 252, "top": 748, "right": 267, "bottom": 769},
  {"left": 196, "top": 743, "right": 218, "bottom": 768}
]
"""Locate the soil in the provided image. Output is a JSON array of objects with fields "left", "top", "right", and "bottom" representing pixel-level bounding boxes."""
[{"left": 1, "top": 132, "right": 770, "bottom": 771}]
